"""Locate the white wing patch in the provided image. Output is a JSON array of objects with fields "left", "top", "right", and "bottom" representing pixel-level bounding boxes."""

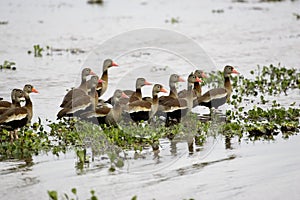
[
  {"left": 67, "top": 103, "right": 91, "bottom": 114},
  {"left": 201, "top": 92, "right": 227, "bottom": 103},
  {"left": 127, "top": 106, "right": 151, "bottom": 113},
  {"left": 4, "top": 113, "right": 28, "bottom": 122}
]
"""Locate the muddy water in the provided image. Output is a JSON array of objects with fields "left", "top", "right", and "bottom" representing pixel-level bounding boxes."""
[{"left": 0, "top": 0, "right": 300, "bottom": 199}]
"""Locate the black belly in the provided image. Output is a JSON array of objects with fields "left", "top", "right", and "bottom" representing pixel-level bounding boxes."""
[
  {"left": 166, "top": 108, "right": 188, "bottom": 126},
  {"left": 1, "top": 117, "right": 28, "bottom": 131},
  {"left": 130, "top": 111, "right": 150, "bottom": 122},
  {"left": 200, "top": 96, "right": 227, "bottom": 109}
]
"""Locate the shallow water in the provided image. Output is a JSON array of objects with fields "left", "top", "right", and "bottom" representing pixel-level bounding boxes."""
[{"left": 0, "top": 0, "right": 300, "bottom": 199}]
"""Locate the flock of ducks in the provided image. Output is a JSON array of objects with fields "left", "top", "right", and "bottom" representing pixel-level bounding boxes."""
[{"left": 0, "top": 58, "right": 239, "bottom": 140}]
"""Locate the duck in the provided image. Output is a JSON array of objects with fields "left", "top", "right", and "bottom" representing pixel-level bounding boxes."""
[
  {"left": 57, "top": 75, "right": 102, "bottom": 119},
  {"left": 82, "top": 89, "right": 129, "bottom": 126},
  {"left": 0, "top": 89, "right": 24, "bottom": 109},
  {"left": 159, "top": 74, "right": 185, "bottom": 103},
  {"left": 0, "top": 84, "right": 38, "bottom": 140},
  {"left": 193, "top": 70, "right": 207, "bottom": 97},
  {"left": 178, "top": 69, "right": 207, "bottom": 99},
  {"left": 60, "top": 68, "right": 96, "bottom": 108},
  {"left": 128, "top": 78, "right": 152, "bottom": 103},
  {"left": 94, "top": 59, "right": 118, "bottom": 98},
  {"left": 105, "top": 78, "right": 151, "bottom": 105},
  {"left": 193, "top": 65, "right": 239, "bottom": 109},
  {"left": 127, "top": 84, "right": 168, "bottom": 123},
  {"left": 0, "top": 89, "right": 24, "bottom": 115},
  {"left": 159, "top": 73, "right": 202, "bottom": 126}
]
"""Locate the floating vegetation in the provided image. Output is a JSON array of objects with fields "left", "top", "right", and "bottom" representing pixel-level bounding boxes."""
[
  {"left": 293, "top": 13, "right": 300, "bottom": 20},
  {"left": 28, "top": 45, "right": 85, "bottom": 57},
  {"left": 0, "top": 60, "right": 16, "bottom": 70},
  {"left": 165, "top": 17, "right": 180, "bottom": 24},
  {"left": 27, "top": 44, "right": 46, "bottom": 57},
  {"left": 0, "top": 21, "right": 8, "bottom": 25},
  {"left": 212, "top": 9, "right": 224, "bottom": 13},
  {"left": 48, "top": 188, "right": 99, "bottom": 200},
  {"left": 87, "top": 0, "right": 103, "bottom": 5},
  {"left": 0, "top": 64, "right": 299, "bottom": 169}
]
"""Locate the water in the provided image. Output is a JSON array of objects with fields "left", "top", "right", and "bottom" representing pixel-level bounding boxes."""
[{"left": 0, "top": 0, "right": 300, "bottom": 199}]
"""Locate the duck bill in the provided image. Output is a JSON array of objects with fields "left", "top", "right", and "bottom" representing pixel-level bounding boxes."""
[
  {"left": 232, "top": 68, "right": 239, "bottom": 74},
  {"left": 160, "top": 88, "right": 168, "bottom": 93},
  {"left": 90, "top": 71, "right": 96, "bottom": 75},
  {"left": 144, "top": 80, "right": 152, "bottom": 85},
  {"left": 112, "top": 61, "right": 119, "bottom": 67},
  {"left": 179, "top": 77, "right": 185, "bottom": 82},
  {"left": 121, "top": 92, "right": 129, "bottom": 99},
  {"left": 98, "top": 79, "right": 105, "bottom": 83},
  {"left": 32, "top": 88, "right": 39, "bottom": 93},
  {"left": 196, "top": 77, "right": 202, "bottom": 82}
]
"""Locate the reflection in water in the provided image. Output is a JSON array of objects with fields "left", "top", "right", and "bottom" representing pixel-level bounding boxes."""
[
  {"left": 225, "top": 136, "right": 232, "bottom": 150},
  {"left": 170, "top": 140, "right": 177, "bottom": 156},
  {"left": 187, "top": 135, "right": 194, "bottom": 154}
]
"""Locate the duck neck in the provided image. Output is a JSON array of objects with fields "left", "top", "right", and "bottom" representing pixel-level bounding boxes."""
[
  {"left": 152, "top": 93, "right": 158, "bottom": 105},
  {"left": 193, "top": 82, "right": 201, "bottom": 97},
  {"left": 89, "top": 87, "right": 97, "bottom": 109},
  {"left": 187, "top": 83, "right": 194, "bottom": 110},
  {"left": 112, "top": 98, "right": 121, "bottom": 112},
  {"left": 136, "top": 88, "right": 142, "bottom": 99},
  {"left": 24, "top": 93, "right": 33, "bottom": 123},
  {"left": 81, "top": 74, "right": 87, "bottom": 87},
  {"left": 169, "top": 82, "right": 178, "bottom": 98},
  {"left": 99, "top": 70, "right": 108, "bottom": 96},
  {"left": 13, "top": 98, "right": 21, "bottom": 107},
  {"left": 224, "top": 76, "right": 231, "bottom": 92},
  {"left": 24, "top": 93, "right": 32, "bottom": 109}
]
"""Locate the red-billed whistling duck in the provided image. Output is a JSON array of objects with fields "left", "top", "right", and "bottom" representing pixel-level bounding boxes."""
[
  {"left": 94, "top": 59, "right": 118, "bottom": 98},
  {"left": 82, "top": 89, "right": 129, "bottom": 126},
  {"left": 57, "top": 76, "right": 102, "bottom": 119},
  {"left": 178, "top": 70, "right": 207, "bottom": 99},
  {"left": 0, "top": 89, "right": 24, "bottom": 109},
  {"left": 0, "top": 89, "right": 25, "bottom": 115},
  {"left": 159, "top": 74, "right": 185, "bottom": 103},
  {"left": 193, "top": 65, "right": 239, "bottom": 109},
  {"left": 60, "top": 68, "right": 96, "bottom": 108},
  {"left": 127, "top": 84, "right": 167, "bottom": 123},
  {"left": 159, "top": 73, "right": 202, "bottom": 126},
  {"left": 105, "top": 77, "right": 151, "bottom": 105},
  {"left": 0, "top": 84, "right": 38, "bottom": 140},
  {"left": 128, "top": 78, "right": 152, "bottom": 103}
]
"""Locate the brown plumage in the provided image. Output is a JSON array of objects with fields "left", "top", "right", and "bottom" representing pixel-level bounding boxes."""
[
  {"left": 105, "top": 78, "right": 151, "bottom": 105},
  {"left": 0, "top": 84, "right": 38, "bottom": 140},
  {"left": 0, "top": 89, "right": 24, "bottom": 110},
  {"left": 82, "top": 90, "right": 129, "bottom": 126},
  {"left": 159, "top": 74, "right": 185, "bottom": 104},
  {"left": 128, "top": 84, "right": 168, "bottom": 123},
  {"left": 129, "top": 78, "right": 152, "bottom": 103},
  {"left": 160, "top": 73, "right": 201, "bottom": 126},
  {"left": 0, "top": 89, "right": 24, "bottom": 115},
  {"left": 178, "top": 70, "right": 207, "bottom": 99},
  {"left": 193, "top": 65, "right": 239, "bottom": 109},
  {"left": 60, "top": 68, "right": 95, "bottom": 108},
  {"left": 95, "top": 59, "right": 118, "bottom": 98},
  {"left": 57, "top": 76, "right": 102, "bottom": 119}
]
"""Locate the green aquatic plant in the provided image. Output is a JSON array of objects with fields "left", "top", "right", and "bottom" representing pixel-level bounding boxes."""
[
  {"left": 33, "top": 44, "right": 43, "bottom": 57},
  {"left": 48, "top": 188, "right": 98, "bottom": 200},
  {"left": 165, "top": 17, "right": 180, "bottom": 24},
  {"left": 0, "top": 60, "right": 16, "bottom": 70},
  {"left": 0, "top": 64, "right": 299, "bottom": 169}
]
